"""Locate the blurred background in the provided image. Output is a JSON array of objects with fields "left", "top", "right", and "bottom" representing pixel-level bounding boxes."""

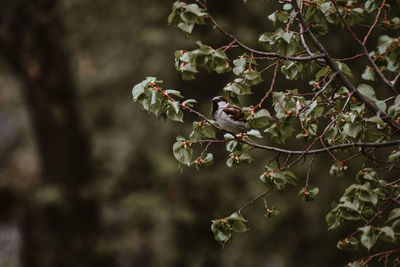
[{"left": 0, "top": 0, "right": 394, "bottom": 266}]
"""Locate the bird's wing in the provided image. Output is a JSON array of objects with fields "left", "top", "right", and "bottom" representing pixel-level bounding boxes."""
[{"left": 223, "top": 105, "right": 246, "bottom": 121}]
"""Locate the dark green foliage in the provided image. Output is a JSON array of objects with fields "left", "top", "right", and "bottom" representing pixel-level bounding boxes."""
[
  {"left": 131, "top": 0, "right": 400, "bottom": 265},
  {"left": 211, "top": 212, "right": 249, "bottom": 246}
]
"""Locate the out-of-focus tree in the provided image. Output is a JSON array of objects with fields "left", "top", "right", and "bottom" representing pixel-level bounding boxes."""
[{"left": 0, "top": 1, "right": 109, "bottom": 266}]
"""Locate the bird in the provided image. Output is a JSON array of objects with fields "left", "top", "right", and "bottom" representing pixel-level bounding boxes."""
[{"left": 211, "top": 96, "right": 247, "bottom": 133}]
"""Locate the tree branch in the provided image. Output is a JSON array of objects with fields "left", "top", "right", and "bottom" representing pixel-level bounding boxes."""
[
  {"left": 291, "top": 0, "right": 400, "bottom": 131},
  {"left": 154, "top": 81, "right": 400, "bottom": 156},
  {"left": 361, "top": 249, "right": 400, "bottom": 265},
  {"left": 196, "top": 0, "right": 325, "bottom": 62},
  {"left": 237, "top": 189, "right": 270, "bottom": 214},
  {"left": 250, "top": 60, "right": 280, "bottom": 112},
  {"left": 298, "top": 72, "right": 337, "bottom": 114},
  {"left": 241, "top": 138, "right": 400, "bottom": 155},
  {"left": 362, "top": 0, "right": 387, "bottom": 45},
  {"left": 329, "top": 0, "right": 397, "bottom": 94}
]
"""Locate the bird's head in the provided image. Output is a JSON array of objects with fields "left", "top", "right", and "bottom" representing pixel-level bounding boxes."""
[{"left": 211, "top": 96, "right": 228, "bottom": 104}]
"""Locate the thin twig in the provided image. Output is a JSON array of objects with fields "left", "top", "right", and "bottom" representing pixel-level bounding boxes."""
[
  {"left": 292, "top": 0, "right": 400, "bottom": 130},
  {"left": 196, "top": 0, "right": 325, "bottom": 62},
  {"left": 154, "top": 81, "right": 400, "bottom": 155},
  {"left": 242, "top": 137, "right": 400, "bottom": 155},
  {"left": 237, "top": 189, "right": 270, "bottom": 214},
  {"left": 363, "top": 0, "right": 387, "bottom": 45},
  {"left": 392, "top": 72, "right": 400, "bottom": 86},
  {"left": 298, "top": 72, "right": 338, "bottom": 114},
  {"left": 250, "top": 61, "right": 280, "bottom": 113},
  {"left": 334, "top": 53, "right": 365, "bottom": 62},
  {"left": 305, "top": 153, "right": 316, "bottom": 187},
  {"left": 362, "top": 249, "right": 400, "bottom": 265},
  {"left": 298, "top": 0, "right": 326, "bottom": 65},
  {"left": 330, "top": 0, "right": 396, "bottom": 94},
  {"left": 342, "top": 91, "right": 354, "bottom": 111}
]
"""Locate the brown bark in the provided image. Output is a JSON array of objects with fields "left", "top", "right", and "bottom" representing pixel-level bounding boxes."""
[{"left": 0, "top": 1, "right": 109, "bottom": 266}]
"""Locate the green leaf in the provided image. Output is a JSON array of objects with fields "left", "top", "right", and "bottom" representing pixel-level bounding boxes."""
[
  {"left": 339, "top": 200, "right": 360, "bottom": 213},
  {"left": 268, "top": 12, "right": 276, "bottom": 22},
  {"left": 392, "top": 218, "right": 400, "bottom": 230},
  {"left": 387, "top": 208, "right": 400, "bottom": 222},
  {"left": 326, "top": 210, "right": 342, "bottom": 230},
  {"left": 377, "top": 35, "right": 393, "bottom": 53},
  {"left": 281, "top": 60, "right": 299, "bottom": 80},
  {"left": 348, "top": 261, "right": 363, "bottom": 267},
  {"left": 356, "top": 168, "right": 378, "bottom": 184},
  {"left": 337, "top": 237, "right": 360, "bottom": 250},
  {"left": 380, "top": 226, "right": 395, "bottom": 242},
  {"left": 178, "top": 22, "right": 194, "bottom": 33},
  {"left": 233, "top": 58, "right": 247, "bottom": 75},
  {"left": 358, "top": 84, "right": 377, "bottom": 102},
  {"left": 150, "top": 89, "right": 158, "bottom": 106},
  {"left": 215, "top": 229, "right": 230, "bottom": 243},
  {"left": 194, "top": 153, "right": 214, "bottom": 170},
  {"left": 227, "top": 153, "right": 253, "bottom": 167},
  {"left": 246, "top": 109, "right": 271, "bottom": 129},
  {"left": 265, "top": 122, "right": 295, "bottom": 144},
  {"left": 389, "top": 150, "right": 400, "bottom": 161},
  {"left": 214, "top": 49, "right": 228, "bottom": 60},
  {"left": 283, "top": 3, "right": 292, "bottom": 10},
  {"left": 329, "top": 162, "right": 347, "bottom": 177},
  {"left": 167, "top": 108, "right": 184, "bottom": 122},
  {"left": 244, "top": 70, "right": 263, "bottom": 85},
  {"left": 169, "top": 100, "right": 181, "bottom": 114},
  {"left": 315, "top": 67, "right": 330, "bottom": 79},
  {"left": 258, "top": 32, "right": 273, "bottom": 44},
  {"left": 224, "top": 133, "right": 235, "bottom": 140},
  {"left": 132, "top": 83, "right": 145, "bottom": 101},
  {"left": 246, "top": 129, "right": 263, "bottom": 138},
  {"left": 358, "top": 183, "right": 378, "bottom": 205},
  {"left": 335, "top": 61, "right": 353, "bottom": 78},
  {"left": 172, "top": 138, "right": 193, "bottom": 166},
  {"left": 132, "top": 77, "right": 157, "bottom": 101},
  {"left": 165, "top": 89, "right": 183, "bottom": 98},
  {"left": 361, "top": 67, "right": 375, "bottom": 81},
  {"left": 342, "top": 123, "right": 361, "bottom": 139},
  {"left": 367, "top": 116, "right": 385, "bottom": 127},
  {"left": 224, "top": 79, "right": 252, "bottom": 96},
  {"left": 259, "top": 28, "right": 298, "bottom": 57},
  {"left": 299, "top": 186, "right": 319, "bottom": 202},
  {"left": 319, "top": 2, "right": 334, "bottom": 15},
  {"left": 280, "top": 31, "right": 294, "bottom": 44},
  {"left": 182, "top": 99, "right": 197, "bottom": 108},
  {"left": 232, "top": 221, "right": 249, "bottom": 233},
  {"left": 168, "top": 1, "right": 207, "bottom": 34},
  {"left": 260, "top": 169, "right": 297, "bottom": 190},
  {"left": 375, "top": 100, "right": 387, "bottom": 112},
  {"left": 190, "top": 121, "right": 216, "bottom": 139},
  {"left": 185, "top": 3, "right": 207, "bottom": 17},
  {"left": 211, "top": 219, "right": 231, "bottom": 246},
  {"left": 181, "top": 71, "right": 196, "bottom": 80},
  {"left": 211, "top": 213, "right": 249, "bottom": 247},
  {"left": 168, "top": 1, "right": 182, "bottom": 24},
  {"left": 179, "top": 62, "right": 198, "bottom": 74},
  {"left": 228, "top": 212, "right": 248, "bottom": 222},
  {"left": 264, "top": 207, "right": 280, "bottom": 218},
  {"left": 392, "top": 17, "right": 400, "bottom": 25},
  {"left": 359, "top": 226, "right": 378, "bottom": 250}
]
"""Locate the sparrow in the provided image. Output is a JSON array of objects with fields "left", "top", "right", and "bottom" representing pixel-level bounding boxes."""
[{"left": 211, "top": 96, "right": 247, "bottom": 133}]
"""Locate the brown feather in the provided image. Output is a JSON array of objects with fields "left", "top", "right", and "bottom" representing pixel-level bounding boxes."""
[{"left": 223, "top": 106, "right": 245, "bottom": 121}]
